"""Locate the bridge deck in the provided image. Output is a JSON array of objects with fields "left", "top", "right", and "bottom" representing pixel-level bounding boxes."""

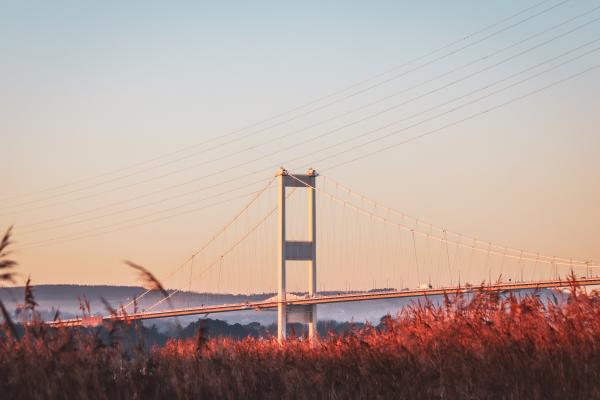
[{"left": 49, "top": 277, "right": 600, "bottom": 327}]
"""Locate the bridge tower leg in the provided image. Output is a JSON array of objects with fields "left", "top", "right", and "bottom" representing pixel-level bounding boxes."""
[
  {"left": 276, "top": 167, "right": 318, "bottom": 345},
  {"left": 307, "top": 172, "right": 317, "bottom": 344},
  {"left": 277, "top": 168, "right": 287, "bottom": 343}
]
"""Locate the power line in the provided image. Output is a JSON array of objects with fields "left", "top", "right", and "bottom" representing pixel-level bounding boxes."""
[
  {"left": 17, "top": 186, "right": 271, "bottom": 249},
  {"left": 16, "top": 36, "right": 599, "bottom": 245},
  {"left": 126, "top": 6, "right": 598, "bottom": 208},
  {"left": 5, "top": 5, "right": 594, "bottom": 221},
  {"left": 291, "top": 37, "right": 600, "bottom": 170},
  {"left": 321, "top": 64, "right": 600, "bottom": 173},
  {"left": 18, "top": 177, "right": 271, "bottom": 236},
  {"left": 20, "top": 59, "right": 598, "bottom": 250},
  {"left": 0, "top": 0, "right": 567, "bottom": 208}
]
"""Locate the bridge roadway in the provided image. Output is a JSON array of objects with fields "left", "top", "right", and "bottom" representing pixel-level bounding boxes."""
[{"left": 49, "top": 277, "right": 600, "bottom": 327}]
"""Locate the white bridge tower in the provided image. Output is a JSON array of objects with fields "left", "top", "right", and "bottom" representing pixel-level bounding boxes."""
[{"left": 276, "top": 167, "right": 318, "bottom": 344}]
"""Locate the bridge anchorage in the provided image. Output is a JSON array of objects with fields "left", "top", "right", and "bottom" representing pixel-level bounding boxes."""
[{"left": 276, "top": 167, "right": 318, "bottom": 344}]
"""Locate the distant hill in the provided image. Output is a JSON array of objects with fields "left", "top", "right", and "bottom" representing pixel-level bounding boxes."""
[{"left": 0, "top": 284, "right": 273, "bottom": 321}]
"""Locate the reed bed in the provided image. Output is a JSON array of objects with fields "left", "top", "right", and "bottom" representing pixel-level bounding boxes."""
[
  {"left": 0, "top": 285, "right": 598, "bottom": 399},
  {"left": 1, "top": 226, "right": 599, "bottom": 399}
]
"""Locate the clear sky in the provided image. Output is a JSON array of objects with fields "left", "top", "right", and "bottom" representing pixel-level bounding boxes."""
[{"left": 1, "top": 0, "right": 599, "bottom": 291}]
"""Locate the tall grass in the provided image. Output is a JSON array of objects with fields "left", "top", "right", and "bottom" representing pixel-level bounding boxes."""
[
  {"left": 1, "top": 226, "right": 599, "bottom": 399},
  {"left": 0, "top": 285, "right": 598, "bottom": 398}
]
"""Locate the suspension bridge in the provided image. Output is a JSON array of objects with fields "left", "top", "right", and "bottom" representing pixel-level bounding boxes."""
[
  {"left": 2, "top": 0, "right": 596, "bottom": 343},
  {"left": 48, "top": 168, "right": 600, "bottom": 343}
]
